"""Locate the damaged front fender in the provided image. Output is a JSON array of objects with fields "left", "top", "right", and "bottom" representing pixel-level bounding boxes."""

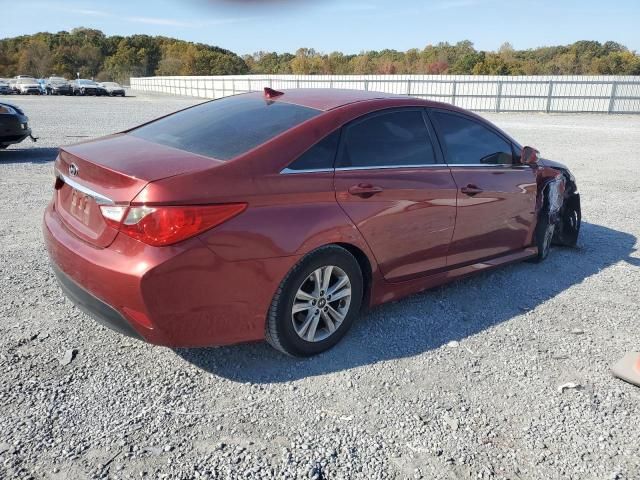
[{"left": 537, "top": 167, "right": 581, "bottom": 248}]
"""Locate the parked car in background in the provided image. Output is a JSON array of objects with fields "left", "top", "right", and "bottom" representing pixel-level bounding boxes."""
[
  {"left": 0, "top": 102, "right": 33, "bottom": 149},
  {"left": 0, "top": 80, "right": 11, "bottom": 95},
  {"left": 43, "top": 88, "right": 581, "bottom": 356},
  {"left": 45, "top": 77, "right": 72, "bottom": 95},
  {"left": 15, "top": 78, "right": 41, "bottom": 95},
  {"left": 99, "top": 82, "right": 126, "bottom": 97},
  {"left": 8, "top": 79, "right": 18, "bottom": 94},
  {"left": 71, "top": 79, "right": 106, "bottom": 96}
]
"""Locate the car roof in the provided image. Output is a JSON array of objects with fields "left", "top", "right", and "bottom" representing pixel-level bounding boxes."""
[
  {"left": 242, "top": 88, "right": 476, "bottom": 114},
  {"left": 244, "top": 88, "right": 404, "bottom": 111}
]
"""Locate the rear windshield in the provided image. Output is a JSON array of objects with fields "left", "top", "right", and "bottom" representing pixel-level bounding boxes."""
[{"left": 129, "top": 95, "right": 321, "bottom": 160}]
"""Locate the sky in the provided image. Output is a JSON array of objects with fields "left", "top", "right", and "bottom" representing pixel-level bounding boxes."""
[{"left": 1, "top": 0, "right": 639, "bottom": 54}]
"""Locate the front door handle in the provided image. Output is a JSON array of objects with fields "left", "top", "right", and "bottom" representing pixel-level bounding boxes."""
[
  {"left": 461, "top": 184, "right": 483, "bottom": 196},
  {"left": 348, "top": 183, "right": 384, "bottom": 198}
]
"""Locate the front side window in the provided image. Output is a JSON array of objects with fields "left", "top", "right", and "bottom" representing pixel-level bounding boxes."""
[
  {"left": 287, "top": 130, "right": 340, "bottom": 171},
  {"left": 433, "top": 111, "right": 513, "bottom": 165},
  {"left": 130, "top": 96, "right": 320, "bottom": 161},
  {"left": 337, "top": 109, "right": 436, "bottom": 169}
]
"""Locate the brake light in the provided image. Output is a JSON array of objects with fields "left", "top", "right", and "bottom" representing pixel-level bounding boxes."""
[{"left": 99, "top": 204, "right": 247, "bottom": 246}]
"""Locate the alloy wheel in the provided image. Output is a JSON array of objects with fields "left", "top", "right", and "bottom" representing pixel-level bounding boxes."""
[{"left": 291, "top": 265, "right": 352, "bottom": 343}]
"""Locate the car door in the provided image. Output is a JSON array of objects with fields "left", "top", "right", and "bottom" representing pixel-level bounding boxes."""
[
  {"left": 334, "top": 108, "right": 458, "bottom": 282},
  {"left": 428, "top": 109, "right": 537, "bottom": 267}
]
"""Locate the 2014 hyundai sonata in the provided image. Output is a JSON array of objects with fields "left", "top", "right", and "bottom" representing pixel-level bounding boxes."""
[{"left": 43, "top": 88, "right": 581, "bottom": 356}]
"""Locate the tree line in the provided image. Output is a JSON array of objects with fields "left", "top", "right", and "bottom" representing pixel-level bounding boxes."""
[
  {"left": 1, "top": 29, "right": 638, "bottom": 83},
  {"left": 0, "top": 28, "right": 248, "bottom": 82},
  {"left": 245, "top": 41, "right": 640, "bottom": 75}
]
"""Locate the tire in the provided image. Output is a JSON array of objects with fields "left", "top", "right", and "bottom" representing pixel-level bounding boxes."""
[
  {"left": 266, "top": 245, "right": 363, "bottom": 357},
  {"left": 530, "top": 210, "right": 555, "bottom": 263},
  {"left": 553, "top": 193, "right": 581, "bottom": 247}
]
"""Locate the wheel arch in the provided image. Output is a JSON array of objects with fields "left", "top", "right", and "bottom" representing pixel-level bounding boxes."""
[{"left": 334, "top": 242, "right": 373, "bottom": 311}]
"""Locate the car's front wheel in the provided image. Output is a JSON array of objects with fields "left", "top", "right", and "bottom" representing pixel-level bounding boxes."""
[
  {"left": 531, "top": 211, "right": 555, "bottom": 263},
  {"left": 266, "top": 246, "right": 363, "bottom": 356}
]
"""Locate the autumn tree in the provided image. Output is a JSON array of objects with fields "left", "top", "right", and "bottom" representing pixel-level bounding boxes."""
[{"left": 17, "top": 39, "right": 52, "bottom": 77}]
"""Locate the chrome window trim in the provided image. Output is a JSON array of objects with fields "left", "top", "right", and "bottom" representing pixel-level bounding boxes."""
[
  {"left": 447, "top": 163, "right": 530, "bottom": 168},
  {"left": 55, "top": 171, "right": 115, "bottom": 205},
  {"left": 335, "top": 164, "right": 445, "bottom": 171},
  {"left": 280, "top": 163, "right": 530, "bottom": 174},
  {"left": 280, "top": 167, "right": 334, "bottom": 175}
]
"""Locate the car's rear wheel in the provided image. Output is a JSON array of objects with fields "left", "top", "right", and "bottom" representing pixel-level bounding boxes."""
[{"left": 266, "top": 246, "right": 363, "bottom": 357}]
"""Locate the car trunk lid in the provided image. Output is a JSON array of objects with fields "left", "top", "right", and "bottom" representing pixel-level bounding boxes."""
[{"left": 54, "top": 133, "right": 220, "bottom": 248}]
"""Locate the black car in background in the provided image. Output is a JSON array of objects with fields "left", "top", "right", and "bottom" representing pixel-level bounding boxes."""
[
  {"left": 70, "top": 79, "right": 107, "bottom": 96},
  {"left": 0, "top": 80, "right": 11, "bottom": 95},
  {"left": 45, "top": 77, "right": 72, "bottom": 95},
  {"left": 0, "top": 102, "right": 33, "bottom": 149}
]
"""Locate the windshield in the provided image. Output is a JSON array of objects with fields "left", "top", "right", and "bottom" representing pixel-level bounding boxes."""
[
  {"left": 129, "top": 95, "right": 320, "bottom": 161},
  {"left": 49, "top": 77, "right": 67, "bottom": 83},
  {"left": 17, "top": 78, "right": 37, "bottom": 84},
  {"left": 78, "top": 80, "right": 97, "bottom": 86},
  {"left": 102, "top": 82, "right": 120, "bottom": 87}
]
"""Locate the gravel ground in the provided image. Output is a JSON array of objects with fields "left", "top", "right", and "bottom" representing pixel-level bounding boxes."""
[{"left": 1, "top": 93, "right": 639, "bottom": 480}]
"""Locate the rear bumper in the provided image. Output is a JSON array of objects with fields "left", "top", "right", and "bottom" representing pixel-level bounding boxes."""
[
  {"left": 43, "top": 201, "right": 299, "bottom": 347},
  {"left": 52, "top": 264, "right": 142, "bottom": 340}
]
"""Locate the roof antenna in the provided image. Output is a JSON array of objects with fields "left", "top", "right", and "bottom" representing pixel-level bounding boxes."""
[{"left": 264, "top": 87, "right": 284, "bottom": 99}]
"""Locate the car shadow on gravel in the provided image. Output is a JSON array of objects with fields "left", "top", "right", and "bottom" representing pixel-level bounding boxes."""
[
  {"left": 175, "top": 221, "right": 638, "bottom": 383},
  {"left": 0, "top": 146, "right": 59, "bottom": 164}
]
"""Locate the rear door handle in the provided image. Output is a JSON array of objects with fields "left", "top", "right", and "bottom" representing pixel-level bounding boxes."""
[
  {"left": 348, "top": 183, "right": 384, "bottom": 198},
  {"left": 461, "top": 184, "right": 483, "bottom": 196}
]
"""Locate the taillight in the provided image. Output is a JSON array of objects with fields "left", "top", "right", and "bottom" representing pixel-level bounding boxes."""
[{"left": 99, "top": 204, "right": 247, "bottom": 246}]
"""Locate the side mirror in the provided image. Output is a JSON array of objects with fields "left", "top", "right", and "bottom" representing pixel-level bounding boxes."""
[{"left": 521, "top": 146, "right": 539, "bottom": 165}]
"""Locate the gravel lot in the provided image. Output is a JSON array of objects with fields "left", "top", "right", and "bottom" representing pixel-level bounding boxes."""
[{"left": 1, "top": 93, "right": 639, "bottom": 480}]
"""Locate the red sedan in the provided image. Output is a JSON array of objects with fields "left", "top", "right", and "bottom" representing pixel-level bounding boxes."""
[{"left": 43, "top": 88, "right": 581, "bottom": 356}]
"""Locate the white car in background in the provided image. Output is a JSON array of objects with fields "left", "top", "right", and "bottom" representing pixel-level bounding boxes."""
[
  {"left": 99, "top": 82, "right": 126, "bottom": 97},
  {"left": 15, "top": 78, "right": 41, "bottom": 95}
]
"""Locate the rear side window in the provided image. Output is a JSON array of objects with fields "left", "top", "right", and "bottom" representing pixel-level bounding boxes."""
[
  {"left": 130, "top": 96, "right": 320, "bottom": 160},
  {"left": 337, "top": 109, "right": 436, "bottom": 168},
  {"left": 432, "top": 111, "right": 513, "bottom": 165},
  {"left": 287, "top": 130, "right": 340, "bottom": 171}
]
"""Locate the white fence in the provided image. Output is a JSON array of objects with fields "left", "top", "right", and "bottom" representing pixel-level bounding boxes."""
[{"left": 130, "top": 74, "right": 640, "bottom": 114}]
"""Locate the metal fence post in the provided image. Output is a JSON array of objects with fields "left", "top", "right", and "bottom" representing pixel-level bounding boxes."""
[
  {"left": 232, "top": 78, "right": 236, "bottom": 96},
  {"left": 364, "top": 79, "right": 369, "bottom": 91},
  {"left": 407, "top": 79, "right": 412, "bottom": 96},
  {"left": 546, "top": 80, "right": 554, "bottom": 113},
  {"left": 496, "top": 81, "right": 503, "bottom": 112},
  {"left": 451, "top": 80, "right": 457, "bottom": 106},
  {"left": 608, "top": 82, "right": 619, "bottom": 114}
]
